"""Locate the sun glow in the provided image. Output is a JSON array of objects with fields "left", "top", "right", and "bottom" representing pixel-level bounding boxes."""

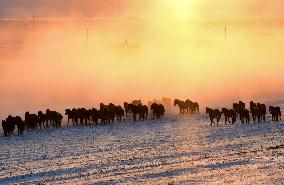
[
  {"left": 2, "top": 0, "right": 284, "bottom": 120},
  {"left": 173, "top": 0, "right": 196, "bottom": 7},
  {"left": 158, "top": 0, "right": 198, "bottom": 19}
]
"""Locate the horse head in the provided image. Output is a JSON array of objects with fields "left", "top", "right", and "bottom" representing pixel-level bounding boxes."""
[
  {"left": 206, "top": 107, "right": 210, "bottom": 114},
  {"left": 174, "top": 99, "right": 180, "bottom": 106}
]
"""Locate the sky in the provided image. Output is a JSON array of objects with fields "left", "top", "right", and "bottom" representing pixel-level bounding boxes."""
[
  {"left": 1, "top": 0, "right": 284, "bottom": 119},
  {"left": 1, "top": 0, "right": 284, "bottom": 19}
]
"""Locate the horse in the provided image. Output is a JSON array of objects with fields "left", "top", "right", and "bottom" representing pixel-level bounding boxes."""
[
  {"left": 257, "top": 103, "right": 266, "bottom": 122},
  {"left": 151, "top": 103, "right": 165, "bottom": 119},
  {"left": 90, "top": 108, "right": 100, "bottom": 124},
  {"left": 138, "top": 104, "right": 148, "bottom": 121},
  {"left": 206, "top": 107, "right": 222, "bottom": 125},
  {"left": 269, "top": 106, "right": 281, "bottom": 122},
  {"left": 174, "top": 99, "right": 187, "bottom": 115},
  {"left": 38, "top": 111, "right": 47, "bottom": 128},
  {"left": 239, "top": 108, "right": 250, "bottom": 123},
  {"left": 46, "top": 109, "right": 63, "bottom": 127},
  {"left": 65, "top": 109, "right": 75, "bottom": 126},
  {"left": 194, "top": 102, "right": 200, "bottom": 114},
  {"left": 124, "top": 102, "right": 131, "bottom": 117},
  {"left": 114, "top": 105, "right": 125, "bottom": 122},
  {"left": 128, "top": 104, "right": 139, "bottom": 121},
  {"left": 250, "top": 101, "right": 258, "bottom": 123},
  {"left": 25, "top": 112, "right": 39, "bottom": 130},
  {"left": 221, "top": 108, "right": 237, "bottom": 124},
  {"left": 2, "top": 116, "right": 15, "bottom": 136}
]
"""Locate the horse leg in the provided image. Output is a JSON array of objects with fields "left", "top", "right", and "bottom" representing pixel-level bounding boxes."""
[{"left": 263, "top": 115, "right": 266, "bottom": 122}]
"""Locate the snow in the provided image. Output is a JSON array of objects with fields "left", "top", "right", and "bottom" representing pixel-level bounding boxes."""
[{"left": 0, "top": 115, "right": 283, "bottom": 184}]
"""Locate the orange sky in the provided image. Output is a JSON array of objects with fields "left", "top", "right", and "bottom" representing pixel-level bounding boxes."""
[
  {"left": 1, "top": 0, "right": 284, "bottom": 19},
  {"left": 1, "top": 0, "right": 284, "bottom": 119}
]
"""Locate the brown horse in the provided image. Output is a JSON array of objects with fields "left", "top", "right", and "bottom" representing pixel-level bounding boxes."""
[
  {"left": 206, "top": 107, "right": 222, "bottom": 125},
  {"left": 269, "top": 106, "right": 281, "bottom": 122},
  {"left": 239, "top": 108, "right": 250, "bottom": 123},
  {"left": 151, "top": 103, "right": 165, "bottom": 119},
  {"left": 221, "top": 108, "right": 237, "bottom": 124},
  {"left": 124, "top": 102, "right": 131, "bottom": 117},
  {"left": 174, "top": 99, "right": 187, "bottom": 115}
]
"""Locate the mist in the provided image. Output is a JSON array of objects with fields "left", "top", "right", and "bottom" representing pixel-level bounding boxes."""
[{"left": 1, "top": 1, "right": 284, "bottom": 120}]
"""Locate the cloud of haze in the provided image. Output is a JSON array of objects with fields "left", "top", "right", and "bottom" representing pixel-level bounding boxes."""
[{"left": 1, "top": 0, "right": 284, "bottom": 120}]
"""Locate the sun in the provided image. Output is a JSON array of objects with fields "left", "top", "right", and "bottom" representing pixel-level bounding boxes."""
[
  {"left": 166, "top": 0, "right": 196, "bottom": 8},
  {"left": 175, "top": 0, "right": 196, "bottom": 6},
  {"left": 164, "top": 0, "right": 198, "bottom": 19}
]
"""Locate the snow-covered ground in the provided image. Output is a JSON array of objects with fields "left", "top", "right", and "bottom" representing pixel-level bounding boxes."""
[{"left": 0, "top": 115, "right": 283, "bottom": 184}]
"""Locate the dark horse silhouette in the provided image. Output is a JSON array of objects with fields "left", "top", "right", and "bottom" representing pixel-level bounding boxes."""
[
  {"left": 25, "top": 112, "right": 39, "bottom": 130},
  {"left": 257, "top": 103, "right": 266, "bottom": 122},
  {"left": 114, "top": 105, "right": 125, "bottom": 122},
  {"left": 65, "top": 109, "right": 76, "bottom": 126},
  {"left": 250, "top": 101, "right": 266, "bottom": 123},
  {"left": 46, "top": 109, "right": 63, "bottom": 127},
  {"left": 206, "top": 107, "right": 221, "bottom": 125},
  {"left": 233, "top": 101, "right": 250, "bottom": 123},
  {"left": 194, "top": 102, "right": 200, "bottom": 114},
  {"left": 175, "top": 99, "right": 199, "bottom": 115},
  {"left": 239, "top": 108, "right": 250, "bottom": 123},
  {"left": 90, "top": 108, "right": 100, "bottom": 124},
  {"left": 151, "top": 103, "right": 165, "bottom": 119},
  {"left": 2, "top": 115, "right": 25, "bottom": 136},
  {"left": 128, "top": 104, "right": 139, "bottom": 121},
  {"left": 233, "top": 101, "right": 245, "bottom": 120},
  {"left": 128, "top": 102, "right": 148, "bottom": 121},
  {"left": 221, "top": 108, "right": 237, "bottom": 124},
  {"left": 124, "top": 102, "right": 131, "bottom": 117},
  {"left": 269, "top": 106, "right": 281, "bottom": 122},
  {"left": 174, "top": 99, "right": 187, "bottom": 115},
  {"left": 138, "top": 104, "right": 148, "bottom": 121}
]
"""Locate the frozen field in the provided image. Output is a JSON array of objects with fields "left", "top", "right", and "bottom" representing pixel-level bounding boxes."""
[{"left": 0, "top": 115, "right": 283, "bottom": 184}]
